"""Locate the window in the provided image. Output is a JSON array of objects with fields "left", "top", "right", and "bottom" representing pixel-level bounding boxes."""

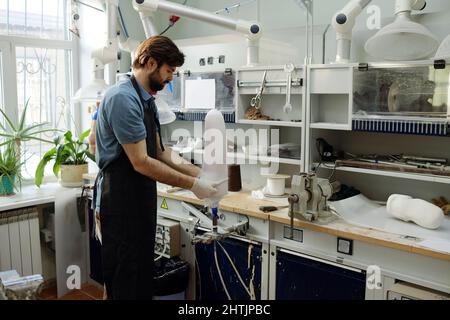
[
  {"left": 0, "top": 0, "right": 68, "bottom": 40},
  {"left": 0, "top": 48, "right": 4, "bottom": 107},
  {"left": 0, "top": 0, "right": 77, "bottom": 180}
]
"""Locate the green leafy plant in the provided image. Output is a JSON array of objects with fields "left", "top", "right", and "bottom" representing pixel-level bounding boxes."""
[
  {"left": 0, "top": 141, "right": 24, "bottom": 194},
  {"left": 35, "top": 129, "right": 95, "bottom": 187},
  {"left": 0, "top": 98, "right": 60, "bottom": 150}
]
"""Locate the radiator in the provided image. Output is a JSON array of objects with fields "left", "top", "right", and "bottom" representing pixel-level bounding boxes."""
[{"left": 0, "top": 207, "right": 42, "bottom": 276}]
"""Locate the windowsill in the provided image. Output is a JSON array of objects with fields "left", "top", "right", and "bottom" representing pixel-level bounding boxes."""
[{"left": 0, "top": 182, "right": 82, "bottom": 212}]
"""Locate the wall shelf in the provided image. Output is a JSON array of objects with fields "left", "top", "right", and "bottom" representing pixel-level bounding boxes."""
[
  {"left": 310, "top": 123, "right": 349, "bottom": 130},
  {"left": 237, "top": 119, "right": 302, "bottom": 128},
  {"left": 314, "top": 162, "right": 450, "bottom": 185},
  {"left": 179, "top": 149, "right": 301, "bottom": 166}
]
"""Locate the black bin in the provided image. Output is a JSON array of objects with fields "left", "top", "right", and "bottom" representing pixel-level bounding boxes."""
[{"left": 154, "top": 257, "right": 189, "bottom": 299}]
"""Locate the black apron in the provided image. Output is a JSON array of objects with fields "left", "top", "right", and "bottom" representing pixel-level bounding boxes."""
[{"left": 97, "top": 76, "right": 163, "bottom": 300}]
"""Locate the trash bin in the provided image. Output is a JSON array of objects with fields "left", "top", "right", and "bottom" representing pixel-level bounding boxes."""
[{"left": 154, "top": 257, "right": 189, "bottom": 300}]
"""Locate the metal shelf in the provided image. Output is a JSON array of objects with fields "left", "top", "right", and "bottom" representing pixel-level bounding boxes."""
[
  {"left": 179, "top": 149, "right": 301, "bottom": 166},
  {"left": 237, "top": 119, "right": 302, "bottom": 128},
  {"left": 310, "top": 123, "right": 350, "bottom": 130},
  {"left": 315, "top": 162, "right": 450, "bottom": 184}
]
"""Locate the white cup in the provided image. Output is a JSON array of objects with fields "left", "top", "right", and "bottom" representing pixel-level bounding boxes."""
[{"left": 264, "top": 175, "right": 289, "bottom": 196}]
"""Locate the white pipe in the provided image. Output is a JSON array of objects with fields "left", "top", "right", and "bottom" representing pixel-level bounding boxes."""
[
  {"left": 133, "top": 0, "right": 262, "bottom": 66},
  {"left": 119, "top": 37, "right": 141, "bottom": 62},
  {"left": 105, "top": 0, "right": 118, "bottom": 84},
  {"left": 140, "top": 14, "right": 159, "bottom": 37},
  {"left": 332, "top": 0, "right": 372, "bottom": 63},
  {"left": 336, "top": 39, "right": 351, "bottom": 63},
  {"left": 395, "top": 0, "right": 426, "bottom": 15},
  {"left": 247, "top": 38, "right": 259, "bottom": 67}
]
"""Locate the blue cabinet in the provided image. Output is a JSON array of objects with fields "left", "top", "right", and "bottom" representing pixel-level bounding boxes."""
[
  {"left": 195, "top": 236, "right": 262, "bottom": 300},
  {"left": 276, "top": 250, "right": 366, "bottom": 300}
]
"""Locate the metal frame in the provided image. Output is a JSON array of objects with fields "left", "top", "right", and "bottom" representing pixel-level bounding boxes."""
[{"left": 157, "top": 196, "right": 271, "bottom": 300}]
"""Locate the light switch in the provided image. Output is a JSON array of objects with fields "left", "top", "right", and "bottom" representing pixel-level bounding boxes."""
[{"left": 337, "top": 237, "right": 353, "bottom": 255}]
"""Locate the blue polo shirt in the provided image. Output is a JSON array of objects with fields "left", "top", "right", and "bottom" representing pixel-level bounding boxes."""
[
  {"left": 94, "top": 77, "right": 160, "bottom": 214},
  {"left": 95, "top": 77, "right": 155, "bottom": 170}
]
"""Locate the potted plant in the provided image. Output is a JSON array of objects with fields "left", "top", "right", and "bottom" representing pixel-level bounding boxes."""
[
  {"left": 0, "top": 98, "right": 60, "bottom": 152},
  {"left": 35, "top": 130, "right": 95, "bottom": 188},
  {"left": 0, "top": 141, "right": 23, "bottom": 196}
]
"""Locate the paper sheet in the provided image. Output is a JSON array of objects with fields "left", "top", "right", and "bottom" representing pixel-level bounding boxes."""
[
  {"left": 185, "top": 79, "right": 216, "bottom": 109},
  {"left": 418, "top": 238, "right": 450, "bottom": 254},
  {"left": 330, "top": 194, "right": 450, "bottom": 241}
]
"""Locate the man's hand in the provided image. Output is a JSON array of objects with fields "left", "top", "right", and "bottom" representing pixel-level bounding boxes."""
[
  {"left": 190, "top": 177, "right": 217, "bottom": 199},
  {"left": 190, "top": 177, "right": 229, "bottom": 199}
]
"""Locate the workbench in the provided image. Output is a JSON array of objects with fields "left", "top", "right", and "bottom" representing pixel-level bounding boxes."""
[
  {"left": 156, "top": 185, "right": 450, "bottom": 300},
  {"left": 81, "top": 173, "right": 450, "bottom": 299}
]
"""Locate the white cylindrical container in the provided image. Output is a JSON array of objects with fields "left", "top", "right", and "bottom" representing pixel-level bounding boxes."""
[
  {"left": 202, "top": 110, "right": 228, "bottom": 208},
  {"left": 264, "top": 175, "right": 289, "bottom": 196},
  {"left": 386, "top": 194, "right": 444, "bottom": 230}
]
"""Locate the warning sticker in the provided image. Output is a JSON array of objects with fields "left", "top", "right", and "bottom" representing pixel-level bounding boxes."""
[{"left": 160, "top": 198, "right": 169, "bottom": 210}]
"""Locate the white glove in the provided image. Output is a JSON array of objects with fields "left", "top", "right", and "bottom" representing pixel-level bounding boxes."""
[{"left": 191, "top": 177, "right": 218, "bottom": 199}]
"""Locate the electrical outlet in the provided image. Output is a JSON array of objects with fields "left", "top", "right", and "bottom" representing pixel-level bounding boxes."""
[
  {"left": 337, "top": 237, "right": 353, "bottom": 255},
  {"left": 283, "top": 226, "right": 303, "bottom": 242}
]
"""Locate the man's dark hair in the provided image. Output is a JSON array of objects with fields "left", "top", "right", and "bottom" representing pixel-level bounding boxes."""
[{"left": 132, "top": 35, "right": 185, "bottom": 69}]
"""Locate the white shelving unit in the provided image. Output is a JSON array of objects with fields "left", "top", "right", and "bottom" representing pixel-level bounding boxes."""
[
  {"left": 306, "top": 60, "right": 450, "bottom": 202},
  {"left": 307, "top": 64, "right": 354, "bottom": 132},
  {"left": 234, "top": 65, "right": 306, "bottom": 171}
]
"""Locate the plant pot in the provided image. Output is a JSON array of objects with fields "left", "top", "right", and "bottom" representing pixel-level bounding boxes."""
[
  {"left": 0, "top": 175, "right": 16, "bottom": 196},
  {"left": 60, "top": 164, "right": 88, "bottom": 188}
]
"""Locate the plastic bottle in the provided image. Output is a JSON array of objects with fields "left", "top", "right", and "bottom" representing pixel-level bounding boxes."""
[{"left": 201, "top": 109, "right": 228, "bottom": 211}]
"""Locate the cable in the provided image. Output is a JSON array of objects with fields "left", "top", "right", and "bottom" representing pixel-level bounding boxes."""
[
  {"left": 327, "top": 161, "right": 338, "bottom": 181},
  {"left": 217, "top": 241, "right": 254, "bottom": 300},
  {"left": 214, "top": 241, "right": 231, "bottom": 300},
  {"left": 75, "top": 0, "right": 104, "bottom": 12},
  {"left": 193, "top": 244, "right": 202, "bottom": 300},
  {"left": 154, "top": 228, "right": 168, "bottom": 261},
  {"left": 117, "top": 6, "right": 129, "bottom": 38},
  {"left": 159, "top": 24, "right": 174, "bottom": 36},
  {"left": 313, "top": 161, "right": 322, "bottom": 172}
]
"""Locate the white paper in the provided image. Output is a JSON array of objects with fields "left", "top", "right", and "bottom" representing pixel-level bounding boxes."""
[
  {"left": 330, "top": 194, "right": 450, "bottom": 241},
  {"left": 418, "top": 238, "right": 450, "bottom": 254},
  {"left": 185, "top": 79, "right": 216, "bottom": 109}
]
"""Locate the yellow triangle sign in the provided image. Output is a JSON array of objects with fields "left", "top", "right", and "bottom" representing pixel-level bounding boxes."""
[{"left": 160, "top": 198, "right": 169, "bottom": 210}]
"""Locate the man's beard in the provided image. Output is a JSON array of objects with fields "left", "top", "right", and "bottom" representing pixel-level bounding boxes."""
[{"left": 148, "top": 72, "right": 164, "bottom": 92}]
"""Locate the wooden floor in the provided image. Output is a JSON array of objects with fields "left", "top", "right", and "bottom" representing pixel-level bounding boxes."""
[{"left": 38, "top": 283, "right": 104, "bottom": 300}]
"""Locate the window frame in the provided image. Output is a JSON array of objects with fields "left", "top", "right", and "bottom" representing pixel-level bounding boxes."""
[{"left": 0, "top": 34, "right": 80, "bottom": 184}]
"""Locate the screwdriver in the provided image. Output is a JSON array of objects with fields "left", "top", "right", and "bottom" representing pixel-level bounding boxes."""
[{"left": 259, "top": 205, "right": 289, "bottom": 213}]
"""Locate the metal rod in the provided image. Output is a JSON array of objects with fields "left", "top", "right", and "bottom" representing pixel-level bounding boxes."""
[{"left": 158, "top": 0, "right": 239, "bottom": 30}]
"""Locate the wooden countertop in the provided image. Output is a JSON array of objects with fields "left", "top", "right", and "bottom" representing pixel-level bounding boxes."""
[
  {"left": 158, "top": 188, "right": 450, "bottom": 262},
  {"left": 269, "top": 210, "right": 450, "bottom": 262},
  {"left": 157, "top": 188, "right": 272, "bottom": 221},
  {"left": 83, "top": 174, "right": 450, "bottom": 262}
]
